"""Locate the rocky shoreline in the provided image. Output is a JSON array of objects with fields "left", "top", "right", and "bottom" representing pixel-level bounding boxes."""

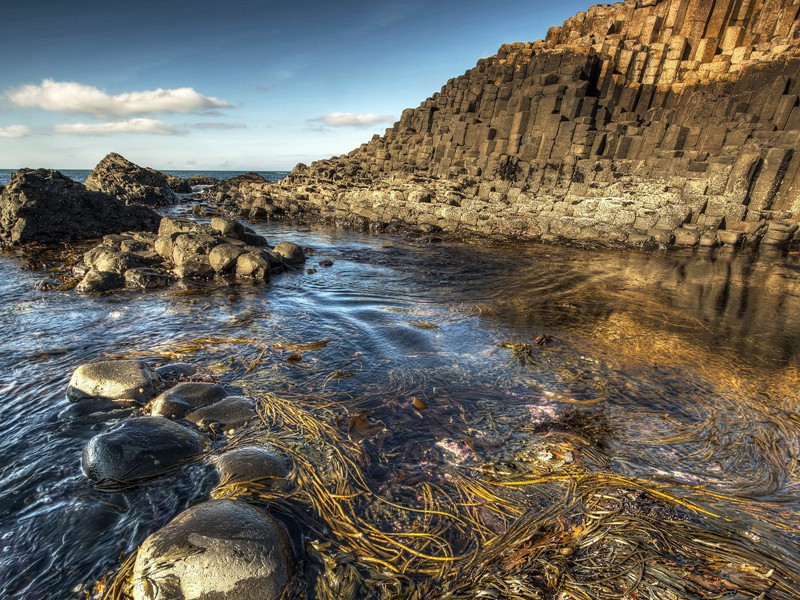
[{"left": 68, "top": 358, "right": 296, "bottom": 599}]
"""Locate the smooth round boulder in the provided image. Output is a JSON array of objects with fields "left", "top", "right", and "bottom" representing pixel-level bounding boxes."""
[
  {"left": 273, "top": 241, "right": 305, "bottom": 264},
  {"left": 185, "top": 396, "right": 257, "bottom": 430},
  {"left": 150, "top": 381, "right": 228, "bottom": 418},
  {"left": 82, "top": 416, "right": 202, "bottom": 482},
  {"left": 68, "top": 360, "right": 161, "bottom": 404},
  {"left": 212, "top": 445, "right": 289, "bottom": 487},
  {"left": 132, "top": 500, "right": 292, "bottom": 600}
]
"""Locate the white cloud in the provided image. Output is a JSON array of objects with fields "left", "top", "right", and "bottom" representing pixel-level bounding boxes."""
[
  {"left": 8, "top": 79, "right": 231, "bottom": 118},
  {"left": 310, "top": 112, "right": 396, "bottom": 127},
  {"left": 0, "top": 124, "right": 30, "bottom": 138},
  {"left": 191, "top": 122, "right": 247, "bottom": 130},
  {"left": 53, "top": 118, "right": 180, "bottom": 135}
]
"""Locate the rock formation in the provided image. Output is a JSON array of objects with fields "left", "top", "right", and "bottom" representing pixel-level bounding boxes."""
[
  {"left": 85, "top": 153, "right": 178, "bottom": 206},
  {"left": 223, "top": 0, "right": 800, "bottom": 248},
  {"left": 0, "top": 169, "right": 160, "bottom": 245},
  {"left": 72, "top": 216, "right": 304, "bottom": 294}
]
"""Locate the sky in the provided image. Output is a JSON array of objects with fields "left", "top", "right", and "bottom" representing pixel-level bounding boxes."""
[{"left": 0, "top": 0, "right": 595, "bottom": 171}]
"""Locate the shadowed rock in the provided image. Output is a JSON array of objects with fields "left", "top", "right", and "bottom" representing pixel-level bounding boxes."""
[
  {"left": 150, "top": 381, "right": 228, "bottom": 418},
  {"left": 82, "top": 416, "right": 202, "bottom": 482},
  {"left": 132, "top": 499, "right": 293, "bottom": 600},
  {"left": 0, "top": 169, "right": 159, "bottom": 245},
  {"left": 185, "top": 395, "right": 257, "bottom": 430},
  {"left": 85, "top": 153, "right": 177, "bottom": 206}
]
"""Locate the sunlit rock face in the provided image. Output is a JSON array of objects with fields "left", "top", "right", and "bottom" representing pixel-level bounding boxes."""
[{"left": 224, "top": 0, "right": 800, "bottom": 248}]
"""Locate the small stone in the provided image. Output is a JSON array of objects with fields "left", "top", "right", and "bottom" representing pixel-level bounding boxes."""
[
  {"left": 150, "top": 381, "right": 228, "bottom": 418},
  {"left": 306, "top": 268, "right": 317, "bottom": 274},
  {"left": 185, "top": 395, "right": 257, "bottom": 430},
  {"left": 318, "top": 259, "right": 334, "bottom": 267},
  {"left": 155, "top": 362, "right": 199, "bottom": 383}
]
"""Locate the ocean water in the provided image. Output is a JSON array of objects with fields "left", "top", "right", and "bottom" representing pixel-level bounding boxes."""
[{"left": 0, "top": 169, "right": 288, "bottom": 186}]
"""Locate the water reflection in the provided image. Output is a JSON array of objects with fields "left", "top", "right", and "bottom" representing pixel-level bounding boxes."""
[{"left": 0, "top": 222, "right": 799, "bottom": 597}]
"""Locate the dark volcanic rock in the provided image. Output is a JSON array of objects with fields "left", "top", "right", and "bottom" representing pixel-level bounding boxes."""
[
  {"left": 132, "top": 500, "right": 293, "bottom": 600},
  {"left": 85, "top": 153, "right": 177, "bottom": 206},
  {"left": 165, "top": 173, "right": 192, "bottom": 194},
  {"left": 82, "top": 416, "right": 202, "bottom": 482},
  {"left": 0, "top": 169, "right": 159, "bottom": 245},
  {"left": 150, "top": 381, "right": 229, "bottom": 418}
]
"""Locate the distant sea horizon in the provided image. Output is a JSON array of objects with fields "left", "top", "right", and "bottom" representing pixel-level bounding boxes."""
[{"left": 0, "top": 169, "right": 289, "bottom": 186}]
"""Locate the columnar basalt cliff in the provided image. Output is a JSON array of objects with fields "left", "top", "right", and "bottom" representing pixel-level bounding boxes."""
[{"left": 226, "top": 0, "right": 800, "bottom": 247}]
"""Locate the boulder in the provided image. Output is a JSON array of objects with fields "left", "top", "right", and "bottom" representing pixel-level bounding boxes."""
[
  {"left": 209, "top": 243, "right": 245, "bottom": 273},
  {"left": 132, "top": 500, "right": 292, "bottom": 600},
  {"left": 85, "top": 153, "right": 177, "bottom": 206},
  {"left": 158, "top": 217, "right": 204, "bottom": 237},
  {"left": 150, "top": 381, "right": 228, "bottom": 418},
  {"left": 124, "top": 268, "right": 172, "bottom": 290},
  {"left": 82, "top": 416, "right": 202, "bottom": 482},
  {"left": 68, "top": 359, "right": 162, "bottom": 404},
  {"left": 235, "top": 251, "right": 270, "bottom": 280},
  {"left": 186, "top": 174, "right": 219, "bottom": 187},
  {"left": 0, "top": 169, "right": 159, "bottom": 245},
  {"left": 212, "top": 446, "right": 289, "bottom": 487},
  {"left": 185, "top": 396, "right": 257, "bottom": 430},
  {"left": 273, "top": 241, "right": 305, "bottom": 263},
  {"left": 210, "top": 216, "right": 245, "bottom": 239},
  {"left": 76, "top": 269, "right": 124, "bottom": 294}
]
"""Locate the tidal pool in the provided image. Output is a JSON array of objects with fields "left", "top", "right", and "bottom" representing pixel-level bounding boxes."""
[{"left": 1, "top": 218, "right": 799, "bottom": 598}]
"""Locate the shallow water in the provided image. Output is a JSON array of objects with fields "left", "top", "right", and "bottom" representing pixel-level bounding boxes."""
[{"left": 1, "top": 214, "right": 800, "bottom": 598}]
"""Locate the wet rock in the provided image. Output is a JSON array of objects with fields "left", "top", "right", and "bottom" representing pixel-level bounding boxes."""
[
  {"left": 125, "top": 268, "right": 172, "bottom": 290},
  {"left": 132, "top": 499, "right": 292, "bottom": 600},
  {"left": 235, "top": 251, "right": 270, "bottom": 280},
  {"left": 82, "top": 416, "right": 202, "bottom": 482},
  {"left": 172, "top": 232, "right": 219, "bottom": 265},
  {"left": 0, "top": 169, "right": 159, "bottom": 245},
  {"left": 241, "top": 230, "right": 269, "bottom": 247},
  {"left": 35, "top": 277, "right": 61, "bottom": 291},
  {"left": 212, "top": 445, "right": 290, "bottom": 486},
  {"left": 155, "top": 362, "right": 199, "bottom": 383},
  {"left": 273, "top": 241, "right": 305, "bottom": 263},
  {"left": 85, "top": 153, "right": 177, "bottom": 206},
  {"left": 209, "top": 243, "right": 245, "bottom": 273},
  {"left": 185, "top": 395, "right": 257, "bottom": 430},
  {"left": 158, "top": 217, "right": 204, "bottom": 237},
  {"left": 150, "top": 381, "right": 228, "bottom": 418},
  {"left": 76, "top": 269, "right": 125, "bottom": 294},
  {"left": 68, "top": 360, "right": 162, "bottom": 405}
]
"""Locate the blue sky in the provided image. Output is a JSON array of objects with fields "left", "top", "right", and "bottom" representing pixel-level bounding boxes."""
[{"left": 0, "top": 0, "right": 594, "bottom": 170}]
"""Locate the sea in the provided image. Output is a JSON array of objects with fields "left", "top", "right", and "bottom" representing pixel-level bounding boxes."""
[{"left": 0, "top": 169, "right": 288, "bottom": 186}]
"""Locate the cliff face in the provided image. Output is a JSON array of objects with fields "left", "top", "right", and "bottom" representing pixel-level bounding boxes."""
[{"left": 247, "top": 0, "right": 800, "bottom": 247}]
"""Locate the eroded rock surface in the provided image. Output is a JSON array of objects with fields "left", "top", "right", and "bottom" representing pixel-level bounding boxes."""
[
  {"left": 0, "top": 169, "right": 159, "bottom": 245},
  {"left": 85, "top": 153, "right": 177, "bottom": 207}
]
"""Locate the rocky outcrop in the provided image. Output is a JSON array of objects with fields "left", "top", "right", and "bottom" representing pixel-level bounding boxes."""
[
  {"left": 165, "top": 173, "right": 192, "bottom": 193},
  {"left": 0, "top": 169, "right": 160, "bottom": 245},
  {"left": 85, "top": 153, "right": 177, "bottom": 206},
  {"left": 72, "top": 216, "right": 303, "bottom": 294},
  {"left": 223, "top": 0, "right": 800, "bottom": 249}
]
